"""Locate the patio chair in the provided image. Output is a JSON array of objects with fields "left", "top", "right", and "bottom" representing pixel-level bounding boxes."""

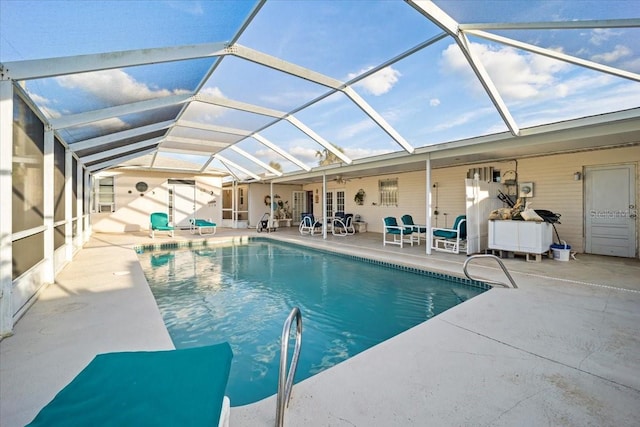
[
  {"left": 27, "top": 342, "right": 234, "bottom": 427},
  {"left": 332, "top": 213, "right": 355, "bottom": 236},
  {"left": 190, "top": 218, "right": 217, "bottom": 236},
  {"left": 431, "top": 214, "right": 467, "bottom": 254},
  {"left": 299, "top": 213, "right": 322, "bottom": 235},
  {"left": 401, "top": 214, "right": 426, "bottom": 245},
  {"left": 383, "top": 217, "right": 415, "bottom": 248},
  {"left": 150, "top": 212, "right": 174, "bottom": 238}
]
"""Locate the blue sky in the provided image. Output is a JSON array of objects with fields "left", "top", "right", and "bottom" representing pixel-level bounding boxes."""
[{"left": 1, "top": 0, "right": 639, "bottom": 175}]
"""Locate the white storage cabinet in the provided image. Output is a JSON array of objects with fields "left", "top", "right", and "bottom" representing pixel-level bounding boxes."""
[{"left": 488, "top": 220, "right": 553, "bottom": 257}]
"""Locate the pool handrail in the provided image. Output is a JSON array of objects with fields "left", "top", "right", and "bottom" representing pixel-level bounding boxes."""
[
  {"left": 463, "top": 254, "right": 518, "bottom": 289},
  {"left": 276, "top": 307, "right": 303, "bottom": 427}
]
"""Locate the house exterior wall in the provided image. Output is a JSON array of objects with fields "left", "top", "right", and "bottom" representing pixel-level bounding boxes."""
[
  {"left": 247, "top": 183, "right": 303, "bottom": 227},
  {"left": 298, "top": 147, "right": 638, "bottom": 256},
  {"left": 91, "top": 170, "right": 222, "bottom": 233}
]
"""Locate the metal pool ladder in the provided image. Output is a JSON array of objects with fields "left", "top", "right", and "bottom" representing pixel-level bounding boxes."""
[
  {"left": 463, "top": 254, "right": 518, "bottom": 289},
  {"left": 276, "top": 307, "right": 303, "bottom": 427}
]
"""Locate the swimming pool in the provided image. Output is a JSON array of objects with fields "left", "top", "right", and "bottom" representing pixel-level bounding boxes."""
[{"left": 137, "top": 239, "right": 487, "bottom": 406}]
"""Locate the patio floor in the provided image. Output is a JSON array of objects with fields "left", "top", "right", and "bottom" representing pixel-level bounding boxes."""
[{"left": 2, "top": 226, "right": 639, "bottom": 426}]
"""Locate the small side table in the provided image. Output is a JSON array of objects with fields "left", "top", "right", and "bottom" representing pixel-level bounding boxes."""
[{"left": 354, "top": 221, "right": 367, "bottom": 233}]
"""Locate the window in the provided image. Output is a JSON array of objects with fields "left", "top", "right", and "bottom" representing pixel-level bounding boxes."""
[
  {"left": 336, "top": 190, "right": 345, "bottom": 213},
  {"left": 325, "top": 192, "right": 334, "bottom": 218},
  {"left": 95, "top": 176, "right": 115, "bottom": 212},
  {"left": 379, "top": 178, "right": 398, "bottom": 207}
]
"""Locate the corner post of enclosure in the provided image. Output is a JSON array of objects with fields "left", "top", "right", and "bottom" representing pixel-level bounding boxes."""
[
  {"left": 0, "top": 79, "right": 14, "bottom": 337},
  {"left": 83, "top": 169, "right": 92, "bottom": 242},
  {"left": 426, "top": 155, "right": 432, "bottom": 255},
  {"left": 43, "top": 127, "right": 55, "bottom": 284},
  {"left": 75, "top": 156, "right": 84, "bottom": 249},
  {"left": 64, "top": 148, "right": 73, "bottom": 261}
]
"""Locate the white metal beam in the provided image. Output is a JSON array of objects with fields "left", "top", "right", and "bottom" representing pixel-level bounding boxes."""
[
  {"left": 408, "top": 0, "right": 519, "bottom": 135},
  {"left": 457, "top": 32, "right": 520, "bottom": 135},
  {"left": 459, "top": 19, "right": 640, "bottom": 31},
  {"left": 50, "top": 94, "right": 191, "bottom": 129},
  {"left": 80, "top": 137, "right": 163, "bottom": 164},
  {"left": 232, "top": 44, "right": 344, "bottom": 89},
  {"left": 86, "top": 148, "right": 157, "bottom": 172},
  {"left": 163, "top": 136, "right": 230, "bottom": 148},
  {"left": 3, "top": 42, "right": 229, "bottom": 80},
  {"left": 214, "top": 155, "right": 261, "bottom": 180},
  {"left": 406, "top": 0, "right": 460, "bottom": 35},
  {"left": 286, "top": 116, "right": 353, "bottom": 164},
  {"left": 467, "top": 29, "right": 640, "bottom": 83},
  {"left": 199, "top": 155, "right": 216, "bottom": 173},
  {"left": 342, "top": 86, "right": 415, "bottom": 153},
  {"left": 176, "top": 120, "right": 253, "bottom": 136},
  {"left": 252, "top": 133, "right": 311, "bottom": 171},
  {"left": 194, "top": 95, "right": 286, "bottom": 118},
  {"left": 71, "top": 120, "right": 173, "bottom": 151},
  {"left": 229, "top": 145, "right": 283, "bottom": 176}
]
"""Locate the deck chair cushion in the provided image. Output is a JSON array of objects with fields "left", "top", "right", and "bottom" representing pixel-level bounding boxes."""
[
  {"left": 401, "top": 215, "right": 426, "bottom": 232},
  {"left": 191, "top": 219, "right": 216, "bottom": 227},
  {"left": 28, "top": 343, "right": 233, "bottom": 427},
  {"left": 384, "top": 217, "right": 412, "bottom": 234},
  {"left": 150, "top": 212, "right": 174, "bottom": 231},
  {"left": 433, "top": 215, "right": 467, "bottom": 239}
]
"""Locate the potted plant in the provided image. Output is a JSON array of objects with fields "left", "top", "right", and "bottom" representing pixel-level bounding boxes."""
[{"left": 354, "top": 189, "right": 366, "bottom": 205}]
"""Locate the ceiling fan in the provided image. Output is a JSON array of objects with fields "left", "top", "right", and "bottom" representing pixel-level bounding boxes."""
[{"left": 334, "top": 175, "right": 350, "bottom": 185}]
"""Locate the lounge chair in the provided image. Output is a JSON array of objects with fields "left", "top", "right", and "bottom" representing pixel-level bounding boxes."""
[
  {"left": 27, "top": 343, "right": 234, "bottom": 427},
  {"left": 299, "top": 213, "right": 322, "bottom": 235},
  {"left": 256, "top": 213, "right": 277, "bottom": 232},
  {"left": 431, "top": 214, "right": 467, "bottom": 254},
  {"left": 332, "top": 213, "right": 355, "bottom": 236},
  {"left": 150, "top": 212, "right": 174, "bottom": 238},
  {"left": 190, "top": 218, "right": 217, "bottom": 236},
  {"left": 383, "top": 217, "right": 415, "bottom": 247},
  {"left": 401, "top": 214, "right": 426, "bottom": 245}
]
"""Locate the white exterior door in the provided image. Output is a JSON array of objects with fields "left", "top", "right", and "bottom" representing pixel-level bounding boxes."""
[
  {"left": 292, "top": 191, "right": 306, "bottom": 224},
  {"left": 585, "top": 164, "right": 637, "bottom": 257},
  {"left": 169, "top": 182, "right": 196, "bottom": 228}
]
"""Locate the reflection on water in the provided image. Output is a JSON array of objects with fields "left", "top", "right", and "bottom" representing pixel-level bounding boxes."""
[{"left": 138, "top": 241, "right": 486, "bottom": 406}]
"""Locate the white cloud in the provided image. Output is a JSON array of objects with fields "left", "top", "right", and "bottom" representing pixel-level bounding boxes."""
[
  {"left": 591, "top": 44, "right": 632, "bottom": 64},
  {"left": 349, "top": 66, "right": 401, "bottom": 96},
  {"left": 289, "top": 145, "right": 320, "bottom": 163},
  {"left": 589, "top": 28, "right": 621, "bottom": 46},
  {"left": 441, "top": 42, "right": 570, "bottom": 101},
  {"left": 185, "top": 86, "right": 227, "bottom": 122},
  {"left": 429, "top": 98, "right": 440, "bottom": 107},
  {"left": 55, "top": 69, "right": 190, "bottom": 105},
  {"left": 164, "top": 1, "right": 204, "bottom": 16},
  {"left": 339, "top": 119, "right": 377, "bottom": 139}
]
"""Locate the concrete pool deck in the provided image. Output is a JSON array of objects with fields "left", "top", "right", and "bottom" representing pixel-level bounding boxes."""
[{"left": 1, "top": 228, "right": 639, "bottom": 426}]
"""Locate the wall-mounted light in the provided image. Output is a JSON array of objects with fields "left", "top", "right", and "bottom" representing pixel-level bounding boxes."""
[{"left": 574, "top": 171, "right": 582, "bottom": 181}]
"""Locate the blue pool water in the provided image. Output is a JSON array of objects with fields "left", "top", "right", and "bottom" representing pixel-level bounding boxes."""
[{"left": 137, "top": 240, "right": 486, "bottom": 406}]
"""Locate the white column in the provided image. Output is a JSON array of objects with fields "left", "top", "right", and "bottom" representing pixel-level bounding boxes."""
[
  {"left": 322, "top": 173, "right": 327, "bottom": 239},
  {"left": 84, "top": 170, "right": 92, "bottom": 242},
  {"left": 75, "top": 158, "right": 83, "bottom": 248},
  {"left": 43, "top": 128, "right": 55, "bottom": 283},
  {"left": 426, "top": 155, "right": 432, "bottom": 255},
  {"left": 0, "top": 80, "right": 14, "bottom": 336},
  {"left": 65, "top": 149, "right": 73, "bottom": 261}
]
